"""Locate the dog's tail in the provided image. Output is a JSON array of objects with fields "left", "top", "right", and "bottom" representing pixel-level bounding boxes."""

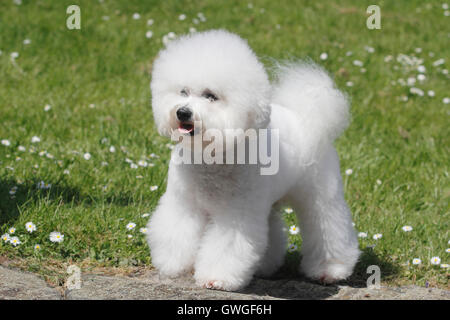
[{"left": 271, "top": 61, "right": 350, "bottom": 160}]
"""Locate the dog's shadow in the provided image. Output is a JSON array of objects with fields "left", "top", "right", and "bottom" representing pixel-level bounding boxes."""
[{"left": 239, "top": 248, "right": 400, "bottom": 300}]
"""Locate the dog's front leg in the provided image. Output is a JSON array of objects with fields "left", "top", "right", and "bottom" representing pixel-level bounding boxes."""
[
  {"left": 194, "top": 208, "right": 269, "bottom": 291},
  {"left": 146, "top": 192, "right": 207, "bottom": 278}
]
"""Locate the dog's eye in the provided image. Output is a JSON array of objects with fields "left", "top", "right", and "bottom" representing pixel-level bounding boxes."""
[
  {"left": 202, "top": 90, "right": 218, "bottom": 102},
  {"left": 180, "top": 88, "right": 189, "bottom": 97}
]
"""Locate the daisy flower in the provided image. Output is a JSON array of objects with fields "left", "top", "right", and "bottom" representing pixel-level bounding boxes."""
[
  {"left": 138, "top": 160, "right": 148, "bottom": 167},
  {"left": 126, "top": 222, "right": 136, "bottom": 230},
  {"left": 417, "top": 65, "right": 426, "bottom": 73},
  {"left": 150, "top": 186, "right": 158, "bottom": 191},
  {"left": 11, "top": 52, "right": 19, "bottom": 59},
  {"left": 376, "top": 179, "right": 382, "bottom": 185},
  {"left": 127, "top": 234, "right": 133, "bottom": 239},
  {"left": 132, "top": 13, "right": 141, "bottom": 20},
  {"left": 430, "top": 256, "right": 441, "bottom": 265},
  {"left": 401, "top": 225, "right": 413, "bottom": 232},
  {"left": 412, "top": 258, "right": 421, "bottom": 265},
  {"left": 145, "top": 31, "right": 153, "bottom": 39},
  {"left": 83, "top": 152, "right": 91, "bottom": 160},
  {"left": 25, "top": 222, "right": 37, "bottom": 233},
  {"left": 139, "top": 227, "right": 148, "bottom": 234},
  {"left": 1, "top": 139, "right": 11, "bottom": 146},
  {"left": 130, "top": 163, "right": 138, "bottom": 169},
  {"left": 142, "top": 213, "right": 150, "bottom": 218},
  {"left": 410, "top": 87, "right": 424, "bottom": 96},
  {"left": 44, "top": 104, "right": 51, "bottom": 111},
  {"left": 319, "top": 52, "right": 328, "bottom": 60},
  {"left": 1, "top": 234, "right": 10, "bottom": 242},
  {"left": 345, "top": 168, "right": 353, "bottom": 175},
  {"left": 31, "top": 136, "right": 41, "bottom": 143},
  {"left": 353, "top": 60, "right": 363, "bottom": 67},
  {"left": 443, "top": 97, "right": 450, "bottom": 104},
  {"left": 446, "top": 248, "right": 450, "bottom": 253},
  {"left": 373, "top": 233, "right": 382, "bottom": 240},
  {"left": 9, "top": 236, "right": 21, "bottom": 246},
  {"left": 179, "top": 14, "right": 186, "bottom": 21},
  {"left": 18, "top": 145, "right": 26, "bottom": 151},
  {"left": 147, "top": 19, "right": 154, "bottom": 26},
  {"left": 287, "top": 243, "right": 298, "bottom": 252},
  {"left": 49, "top": 232, "right": 64, "bottom": 243},
  {"left": 9, "top": 227, "right": 16, "bottom": 234},
  {"left": 23, "top": 38, "right": 31, "bottom": 44},
  {"left": 441, "top": 264, "right": 449, "bottom": 269},
  {"left": 109, "top": 146, "right": 116, "bottom": 153},
  {"left": 358, "top": 232, "right": 368, "bottom": 238},
  {"left": 289, "top": 225, "right": 300, "bottom": 235},
  {"left": 428, "top": 90, "right": 435, "bottom": 97},
  {"left": 284, "top": 208, "right": 293, "bottom": 214},
  {"left": 34, "top": 244, "right": 41, "bottom": 250}
]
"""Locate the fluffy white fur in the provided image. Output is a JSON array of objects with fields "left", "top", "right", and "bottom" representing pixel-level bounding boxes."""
[{"left": 147, "top": 30, "right": 360, "bottom": 291}]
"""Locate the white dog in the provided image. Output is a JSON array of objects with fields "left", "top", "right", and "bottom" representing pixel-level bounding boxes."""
[{"left": 147, "top": 29, "right": 360, "bottom": 291}]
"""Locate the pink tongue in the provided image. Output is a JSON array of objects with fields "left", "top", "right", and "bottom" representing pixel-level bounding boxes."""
[{"left": 179, "top": 125, "right": 193, "bottom": 133}]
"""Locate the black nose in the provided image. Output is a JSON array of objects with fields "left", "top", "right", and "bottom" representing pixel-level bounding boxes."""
[{"left": 176, "top": 106, "right": 192, "bottom": 122}]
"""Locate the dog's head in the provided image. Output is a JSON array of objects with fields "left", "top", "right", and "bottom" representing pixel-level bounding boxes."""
[{"left": 150, "top": 30, "right": 271, "bottom": 145}]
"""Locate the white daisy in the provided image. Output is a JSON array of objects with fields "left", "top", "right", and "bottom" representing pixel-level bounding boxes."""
[
  {"left": 139, "top": 227, "right": 148, "bottom": 234},
  {"left": 1, "top": 139, "right": 11, "bottom": 146},
  {"left": 138, "top": 160, "right": 148, "bottom": 167},
  {"left": 443, "top": 97, "right": 450, "bottom": 104},
  {"left": 353, "top": 60, "right": 363, "bottom": 67},
  {"left": 358, "top": 232, "right": 368, "bottom": 238},
  {"left": 441, "top": 264, "right": 449, "bottom": 269},
  {"left": 319, "top": 52, "right": 328, "bottom": 60},
  {"left": 1, "top": 234, "right": 10, "bottom": 242},
  {"left": 150, "top": 186, "right": 158, "bottom": 191},
  {"left": 9, "top": 227, "right": 16, "bottom": 234},
  {"left": 141, "top": 213, "right": 150, "bottom": 218},
  {"left": 179, "top": 14, "right": 186, "bottom": 21},
  {"left": 9, "top": 236, "right": 21, "bottom": 246},
  {"left": 49, "top": 231, "right": 64, "bottom": 243},
  {"left": 427, "top": 90, "right": 435, "bottom": 97},
  {"left": 83, "top": 152, "right": 91, "bottom": 160},
  {"left": 23, "top": 39, "right": 31, "bottom": 45},
  {"left": 127, "top": 234, "right": 133, "bottom": 239},
  {"left": 130, "top": 163, "right": 138, "bottom": 169},
  {"left": 18, "top": 145, "right": 26, "bottom": 151},
  {"left": 373, "top": 233, "right": 382, "bottom": 240},
  {"left": 284, "top": 208, "right": 293, "bottom": 214},
  {"left": 446, "top": 248, "right": 450, "bottom": 253},
  {"left": 109, "top": 146, "right": 116, "bottom": 153},
  {"left": 289, "top": 225, "right": 300, "bottom": 235},
  {"left": 132, "top": 13, "right": 141, "bottom": 20},
  {"left": 376, "top": 179, "right": 382, "bottom": 185},
  {"left": 417, "top": 74, "right": 426, "bottom": 82},
  {"left": 147, "top": 19, "right": 154, "bottom": 26},
  {"left": 412, "top": 258, "right": 421, "bottom": 265},
  {"left": 345, "top": 168, "right": 353, "bottom": 175},
  {"left": 126, "top": 222, "right": 136, "bottom": 230},
  {"left": 346, "top": 81, "right": 354, "bottom": 87},
  {"left": 417, "top": 65, "right": 426, "bottom": 73},
  {"left": 34, "top": 244, "right": 41, "bottom": 250},
  {"left": 401, "top": 225, "right": 413, "bottom": 232},
  {"left": 145, "top": 31, "right": 153, "bottom": 39},
  {"left": 44, "top": 104, "right": 51, "bottom": 111},
  {"left": 410, "top": 87, "right": 424, "bottom": 96},
  {"left": 31, "top": 136, "right": 41, "bottom": 143},
  {"left": 430, "top": 256, "right": 441, "bottom": 265},
  {"left": 25, "top": 222, "right": 37, "bottom": 233},
  {"left": 287, "top": 243, "right": 298, "bottom": 252},
  {"left": 11, "top": 52, "right": 19, "bottom": 59}
]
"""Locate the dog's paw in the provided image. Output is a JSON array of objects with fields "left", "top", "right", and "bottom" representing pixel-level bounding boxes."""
[
  {"left": 302, "top": 261, "right": 354, "bottom": 284},
  {"left": 195, "top": 275, "right": 247, "bottom": 291}
]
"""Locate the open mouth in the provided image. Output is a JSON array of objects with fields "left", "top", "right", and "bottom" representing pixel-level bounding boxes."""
[{"left": 178, "top": 121, "right": 195, "bottom": 136}]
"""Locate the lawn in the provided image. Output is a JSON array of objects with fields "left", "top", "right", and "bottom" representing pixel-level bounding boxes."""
[{"left": 0, "top": 0, "right": 448, "bottom": 289}]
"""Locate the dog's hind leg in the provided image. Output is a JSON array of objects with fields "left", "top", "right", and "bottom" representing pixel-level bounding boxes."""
[
  {"left": 289, "top": 146, "right": 360, "bottom": 283},
  {"left": 255, "top": 206, "right": 287, "bottom": 277}
]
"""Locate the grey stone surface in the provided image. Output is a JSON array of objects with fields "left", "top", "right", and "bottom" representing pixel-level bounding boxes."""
[
  {"left": 0, "top": 265, "right": 449, "bottom": 300},
  {"left": 0, "top": 265, "right": 62, "bottom": 300}
]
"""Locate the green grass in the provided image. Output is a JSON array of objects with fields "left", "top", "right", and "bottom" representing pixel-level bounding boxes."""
[{"left": 0, "top": 0, "right": 448, "bottom": 289}]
